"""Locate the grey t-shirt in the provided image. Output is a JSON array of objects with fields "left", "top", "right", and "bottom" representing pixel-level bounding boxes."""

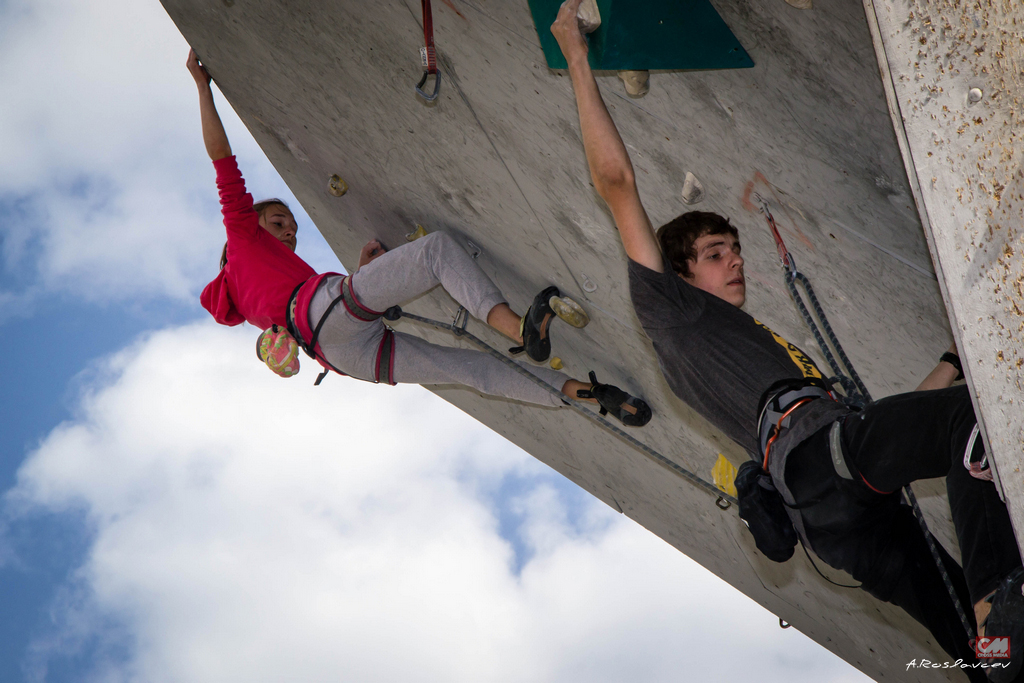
[{"left": 628, "top": 256, "right": 845, "bottom": 458}]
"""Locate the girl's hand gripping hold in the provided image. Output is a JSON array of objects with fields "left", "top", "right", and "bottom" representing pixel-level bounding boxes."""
[{"left": 357, "top": 239, "right": 387, "bottom": 271}]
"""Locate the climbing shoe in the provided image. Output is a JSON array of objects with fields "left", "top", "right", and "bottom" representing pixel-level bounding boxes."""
[
  {"left": 979, "top": 567, "right": 1024, "bottom": 682},
  {"left": 509, "top": 286, "right": 588, "bottom": 362},
  {"left": 576, "top": 371, "right": 652, "bottom": 427}
]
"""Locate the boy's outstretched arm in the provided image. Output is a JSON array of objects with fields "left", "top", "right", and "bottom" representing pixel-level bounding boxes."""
[
  {"left": 550, "top": 0, "right": 663, "bottom": 272},
  {"left": 187, "top": 49, "right": 232, "bottom": 162}
]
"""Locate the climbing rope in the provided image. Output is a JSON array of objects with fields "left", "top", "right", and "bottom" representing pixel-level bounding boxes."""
[
  {"left": 383, "top": 305, "right": 738, "bottom": 508},
  {"left": 754, "top": 195, "right": 975, "bottom": 639},
  {"left": 753, "top": 193, "right": 869, "bottom": 404}
]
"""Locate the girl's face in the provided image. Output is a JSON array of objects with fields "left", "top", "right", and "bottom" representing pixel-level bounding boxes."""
[{"left": 259, "top": 205, "right": 298, "bottom": 251}]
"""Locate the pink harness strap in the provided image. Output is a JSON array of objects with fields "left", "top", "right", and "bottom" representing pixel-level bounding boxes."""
[{"left": 289, "top": 273, "right": 396, "bottom": 386}]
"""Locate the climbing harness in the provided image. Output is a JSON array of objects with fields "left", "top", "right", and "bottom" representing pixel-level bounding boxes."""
[
  {"left": 756, "top": 376, "right": 837, "bottom": 469},
  {"left": 286, "top": 277, "right": 396, "bottom": 387},
  {"left": 415, "top": 0, "right": 441, "bottom": 102},
  {"left": 754, "top": 195, "right": 975, "bottom": 640},
  {"left": 381, "top": 304, "right": 737, "bottom": 509}
]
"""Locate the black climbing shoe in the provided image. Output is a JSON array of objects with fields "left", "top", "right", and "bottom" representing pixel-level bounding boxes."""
[
  {"left": 980, "top": 567, "right": 1024, "bottom": 682},
  {"left": 509, "top": 286, "right": 589, "bottom": 362},
  {"left": 576, "top": 371, "right": 652, "bottom": 427}
]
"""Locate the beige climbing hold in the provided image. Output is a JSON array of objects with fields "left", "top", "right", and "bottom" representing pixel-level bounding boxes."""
[
  {"left": 406, "top": 224, "right": 428, "bottom": 241},
  {"left": 784, "top": 0, "right": 812, "bottom": 9},
  {"left": 548, "top": 295, "right": 590, "bottom": 328},
  {"left": 617, "top": 70, "right": 649, "bottom": 98},
  {"left": 712, "top": 454, "right": 738, "bottom": 498},
  {"left": 576, "top": 0, "right": 601, "bottom": 34},
  {"left": 328, "top": 174, "right": 348, "bottom": 197},
  {"left": 550, "top": 357, "right": 564, "bottom": 370},
  {"left": 681, "top": 172, "right": 705, "bottom": 205}
]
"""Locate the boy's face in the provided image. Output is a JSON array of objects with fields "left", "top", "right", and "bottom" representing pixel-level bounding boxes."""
[{"left": 682, "top": 232, "right": 746, "bottom": 307}]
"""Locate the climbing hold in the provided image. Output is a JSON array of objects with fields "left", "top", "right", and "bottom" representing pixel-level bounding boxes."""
[
  {"left": 328, "top": 174, "right": 348, "bottom": 197},
  {"left": 550, "top": 357, "right": 564, "bottom": 370},
  {"left": 681, "top": 172, "right": 706, "bottom": 205},
  {"left": 466, "top": 240, "right": 481, "bottom": 259},
  {"left": 968, "top": 87, "right": 983, "bottom": 104},
  {"left": 784, "top": 0, "right": 812, "bottom": 9},
  {"left": 617, "top": 70, "right": 650, "bottom": 98},
  {"left": 576, "top": 0, "right": 601, "bottom": 34},
  {"left": 712, "top": 453, "right": 738, "bottom": 497},
  {"left": 406, "top": 224, "right": 428, "bottom": 241}
]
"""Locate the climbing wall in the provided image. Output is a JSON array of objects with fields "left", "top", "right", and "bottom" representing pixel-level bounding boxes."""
[
  {"left": 861, "top": 0, "right": 1024, "bottom": 541},
  {"left": 159, "top": 0, "right": 1004, "bottom": 679}
]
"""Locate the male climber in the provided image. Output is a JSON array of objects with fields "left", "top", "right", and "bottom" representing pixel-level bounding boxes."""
[{"left": 550, "top": 0, "right": 1023, "bottom": 679}]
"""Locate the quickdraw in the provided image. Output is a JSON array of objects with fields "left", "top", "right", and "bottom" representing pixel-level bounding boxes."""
[{"left": 416, "top": 0, "right": 441, "bottom": 102}]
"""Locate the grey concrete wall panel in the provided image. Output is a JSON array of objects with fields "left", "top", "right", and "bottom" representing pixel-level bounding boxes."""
[
  {"left": 862, "top": 0, "right": 1024, "bottom": 544},
  {"left": 161, "top": 0, "right": 996, "bottom": 678}
]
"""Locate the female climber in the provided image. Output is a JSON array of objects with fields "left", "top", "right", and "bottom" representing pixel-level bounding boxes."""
[{"left": 188, "top": 49, "right": 650, "bottom": 426}]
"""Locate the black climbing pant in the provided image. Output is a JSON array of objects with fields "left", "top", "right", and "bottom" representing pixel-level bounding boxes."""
[{"left": 784, "top": 385, "right": 1021, "bottom": 678}]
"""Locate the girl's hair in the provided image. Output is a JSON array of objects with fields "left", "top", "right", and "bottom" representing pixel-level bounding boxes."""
[{"left": 220, "top": 198, "right": 292, "bottom": 270}]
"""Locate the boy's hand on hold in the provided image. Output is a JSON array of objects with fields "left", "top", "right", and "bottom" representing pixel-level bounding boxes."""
[
  {"left": 187, "top": 48, "right": 212, "bottom": 89},
  {"left": 551, "top": 0, "right": 588, "bottom": 63},
  {"left": 357, "top": 239, "right": 387, "bottom": 271}
]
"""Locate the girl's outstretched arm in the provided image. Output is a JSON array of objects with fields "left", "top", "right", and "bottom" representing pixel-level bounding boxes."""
[{"left": 188, "top": 49, "right": 232, "bottom": 161}]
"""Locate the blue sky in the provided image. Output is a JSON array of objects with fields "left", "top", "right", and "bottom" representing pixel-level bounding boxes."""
[{"left": 0, "top": 0, "right": 872, "bottom": 681}]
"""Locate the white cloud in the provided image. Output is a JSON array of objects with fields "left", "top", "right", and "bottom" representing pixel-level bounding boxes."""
[
  {"left": 0, "top": 0, "right": 340, "bottom": 312},
  {"left": 6, "top": 322, "right": 867, "bottom": 683}
]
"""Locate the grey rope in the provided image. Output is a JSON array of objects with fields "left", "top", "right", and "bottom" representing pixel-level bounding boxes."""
[
  {"left": 755, "top": 195, "right": 975, "bottom": 639},
  {"left": 384, "top": 306, "right": 738, "bottom": 508},
  {"left": 785, "top": 271, "right": 870, "bottom": 403}
]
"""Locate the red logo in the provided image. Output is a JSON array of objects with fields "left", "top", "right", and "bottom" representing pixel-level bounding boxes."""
[{"left": 976, "top": 637, "right": 1011, "bottom": 659}]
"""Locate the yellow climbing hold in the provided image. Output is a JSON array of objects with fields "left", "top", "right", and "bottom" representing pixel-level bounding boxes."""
[
  {"left": 712, "top": 454, "right": 738, "bottom": 497},
  {"left": 550, "top": 357, "right": 564, "bottom": 370},
  {"left": 328, "top": 174, "right": 348, "bottom": 197},
  {"left": 406, "top": 224, "right": 428, "bottom": 241}
]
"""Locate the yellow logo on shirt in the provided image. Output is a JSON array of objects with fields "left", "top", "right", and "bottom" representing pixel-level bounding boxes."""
[{"left": 754, "top": 320, "right": 823, "bottom": 379}]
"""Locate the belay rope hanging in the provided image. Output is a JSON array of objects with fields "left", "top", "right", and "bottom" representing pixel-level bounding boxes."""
[
  {"left": 380, "top": 305, "right": 737, "bottom": 509},
  {"left": 753, "top": 193, "right": 975, "bottom": 640}
]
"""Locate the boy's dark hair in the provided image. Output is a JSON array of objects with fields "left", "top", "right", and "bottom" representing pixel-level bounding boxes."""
[
  {"left": 656, "top": 211, "right": 738, "bottom": 277},
  {"left": 220, "top": 199, "right": 291, "bottom": 270}
]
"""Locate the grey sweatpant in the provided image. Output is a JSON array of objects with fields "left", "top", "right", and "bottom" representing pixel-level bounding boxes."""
[{"left": 308, "top": 232, "right": 569, "bottom": 407}]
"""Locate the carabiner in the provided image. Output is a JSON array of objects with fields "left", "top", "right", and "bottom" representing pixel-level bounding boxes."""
[
  {"left": 416, "top": 69, "right": 441, "bottom": 102},
  {"left": 450, "top": 306, "right": 468, "bottom": 336}
]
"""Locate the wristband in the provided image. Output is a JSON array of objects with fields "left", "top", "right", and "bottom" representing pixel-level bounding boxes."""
[{"left": 940, "top": 351, "right": 964, "bottom": 381}]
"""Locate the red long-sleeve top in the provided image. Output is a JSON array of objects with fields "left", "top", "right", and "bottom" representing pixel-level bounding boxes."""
[{"left": 200, "top": 156, "right": 317, "bottom": 330}]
